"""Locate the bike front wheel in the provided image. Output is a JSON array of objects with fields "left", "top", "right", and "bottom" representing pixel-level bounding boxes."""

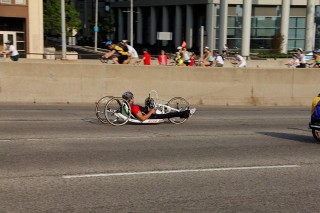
[
  {"left": 312, "top": 129, "right": 320, "bottom": 142},
  {"left": 167, "top": 97, "right": 190, "bottom": 124}
]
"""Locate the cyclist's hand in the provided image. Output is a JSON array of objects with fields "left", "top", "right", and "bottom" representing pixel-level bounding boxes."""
[{"left": 150, "top": 108, "right": 156, "bottom": 114}]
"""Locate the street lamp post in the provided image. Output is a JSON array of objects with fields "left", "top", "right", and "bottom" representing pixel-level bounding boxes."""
[
  {"left": 94, "top": 0, "right": 98, "bottom": 51},
  {"left": 61, "top": 0, "right": 67, "bottom": 59}
]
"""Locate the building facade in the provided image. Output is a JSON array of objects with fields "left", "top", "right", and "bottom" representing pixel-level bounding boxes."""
[
  {"left": 109, "top": 0, "right": 320, "bottom": 56},
  {"left": 0, "top": 0, "right": 43, "bottom": 58}
]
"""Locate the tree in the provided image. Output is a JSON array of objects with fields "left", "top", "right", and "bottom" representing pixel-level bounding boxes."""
[
  {"left": 44, "top": 0, "right": 81, "bottom": 37},
  {"left": 87, "top": 11, "right": 115, "bottom": 41},
  {"left": 271, "top": 33, "right": 284, "bottom": 53}
]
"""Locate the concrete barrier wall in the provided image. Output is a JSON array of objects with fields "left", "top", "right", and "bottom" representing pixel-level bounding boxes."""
[{"left": 0, "top": 62, "right": 319, "bottom": 106}]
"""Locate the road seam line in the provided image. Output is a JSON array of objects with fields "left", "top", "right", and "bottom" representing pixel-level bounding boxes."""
[{"left": 62, "top": 165, "right": 300, "bottom": 179}]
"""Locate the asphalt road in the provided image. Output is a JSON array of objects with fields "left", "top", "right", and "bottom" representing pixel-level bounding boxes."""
[{"left": 1, "top": 104, "right": 320, "bottom": 213}]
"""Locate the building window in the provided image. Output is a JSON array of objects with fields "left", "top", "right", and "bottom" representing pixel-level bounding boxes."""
[
  {"left": 15, "top": 0, "right": 26, "bottom": 4},
  {"left": 288, "top": 17, "right": 306, "bottom": 50},
  {"left": 1, "top": 0, "right": 11, "bottom": 4},
  {"left": 250, "top": 16, "right": 281, "bottom": 50},
  {"left": 315, "top": 6, "right": 320, "bottom": 49},
  {"left": 221, "top": 5, "right": 243, "bottom": 50},
  {"left": 249, "top": 6, "right": 281, "bottom": 50}
]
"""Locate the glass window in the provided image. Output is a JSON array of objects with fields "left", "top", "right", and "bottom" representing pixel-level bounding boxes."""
[
  {"left": 289, "top": 18, "right": 297, "bottom": 28},
  {"left": 295, "top": 40, "right": 304, "bottom": 48},
  {"left": 15, "top": 0, "right": 26, "bottom": 4},
  {"left": 16, "top": 42, "right": 24, "bottom": 50},
  {"left": 228, "top": 17, "right": 236, "bottom": 28},
  {"left": 8, "top": 34, "right": 14, "bottom": 43},
  {"left": 1, "top": 0, "right": 11, "bottom": 3},
  {"left": 254, "top": 17, "right": 279, "bottom": 28},
  {"left": 16, "top": 33, "right": 24, "bottom": 41},
  {"left": 297, "top": 17, "right": 306, "bottom": 27},
  {"left": 227, "top": 39, "right": 241, "bottom": 49},
  {"left": 296, "top": 29, "right": 305, "bottom": 38}
]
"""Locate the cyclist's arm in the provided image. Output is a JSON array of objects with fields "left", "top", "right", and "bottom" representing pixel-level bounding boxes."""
[
  {"left": 134, "top": 108, "right": 156, "bottom": 121},
  {"left": 103, "top": 50, "right": 115, "bottom": 58}
]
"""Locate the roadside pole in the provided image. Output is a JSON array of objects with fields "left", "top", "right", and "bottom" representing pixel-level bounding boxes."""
[
  {"left": 61, "top": 0, "right": 67, "bottom": 59},
  {"left": 94, "top": 0, "right": 98, "bottom": 52}
]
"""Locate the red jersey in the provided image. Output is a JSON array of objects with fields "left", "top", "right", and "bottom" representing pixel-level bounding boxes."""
[
  {"left": 189, "top": 57, "right": 195, "bottom": 66},
  {"left": 143, "top": 52, "right": 151, "bottom": 65},
  {"left": 130, "top": 104, "right": 141, "bottom": 115}
]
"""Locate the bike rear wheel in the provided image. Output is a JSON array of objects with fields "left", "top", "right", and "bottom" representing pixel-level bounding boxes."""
[
  {"left": 95, "top": 96, "right": 113, "bottom": 124},
  {"left": 312, "top": 129, "right": 320, "bottom": 142},
  {"left": 167, "top": 97, "right": 190, "bottom": 124},
  {"left": 105, "top": 97, "right": 131, "bottom": 126}
]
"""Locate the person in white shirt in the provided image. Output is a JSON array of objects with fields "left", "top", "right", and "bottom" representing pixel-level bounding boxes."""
[
  {"left": 2, "top": 40, "right": 19, "bottom": 61},
  {"left": 296, "top": 48, "right": 306, "bottom": 68},
  {"left": 122, "top": 40, "right": 139, "bottom": 64},
  {"left": 232, "top": 52, "right": 246, "bottom": 68},
  {"left": 286, "top": 54, "right": 300, "bottom": 68},
  {"left": 212, "top": 51, "right": 224, "bottom": 67}
]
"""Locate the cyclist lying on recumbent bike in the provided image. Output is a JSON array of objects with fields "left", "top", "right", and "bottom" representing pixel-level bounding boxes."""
[{"left": 121, "top": 91, "right": 196, "bottom": 121}]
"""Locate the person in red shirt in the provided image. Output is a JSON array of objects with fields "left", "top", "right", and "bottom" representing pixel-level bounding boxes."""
[
  {"left": 122, "top": 91, "right": 196, "bottom": 121},
  {"left": 142, "top": 48, "right": 151, "bottom": 65},
  {"left": 158, "top": 50, "right": 168, "bottom": 65},
  {"left": 189, "top": 53, "right": 196, "bottom": 66}
]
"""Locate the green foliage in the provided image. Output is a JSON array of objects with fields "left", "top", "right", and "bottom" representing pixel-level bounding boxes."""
[
  {"left": 44, "top": 0, "right": 81, "bottom": 36},
  {"left": 271, "top": 33, "right": 284, "bottom": 53},
  {"left": 87, "top": 12, "right": 115, "bottom": 40},
  {"left": 256, "top": 51, "right": 291, "bottom": 58}
]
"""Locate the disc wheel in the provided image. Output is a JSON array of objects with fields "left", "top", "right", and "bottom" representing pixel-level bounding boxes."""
[
  {"left": 312, "top": 129, "right": 320, "bottom": 142},
  {"left": 105, "top": 97, "right": 131, "bottom": 126},
  {"left": 95, "top": 96, "right": 113, "bottom": 124},
  {"left": 167, "top": 97, "right": 190, "bottom": 124}
]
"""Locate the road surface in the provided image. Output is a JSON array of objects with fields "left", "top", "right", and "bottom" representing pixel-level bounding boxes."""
[{"left": 1, "top": 104, "right": 320, "bottom": 212}]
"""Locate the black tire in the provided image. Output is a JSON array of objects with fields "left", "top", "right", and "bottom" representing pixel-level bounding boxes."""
[
  {"left": 105, "top": 97, "right": 131, "bottom": 126},
  {"left": 312, "top": 129, "right": 320, "bottom": 142},
  {"left": 167, "top": 97, "right": 190, "bottom": 124},
  {"left": 95, "top": 96, "right": 114, "bottom": 124}
]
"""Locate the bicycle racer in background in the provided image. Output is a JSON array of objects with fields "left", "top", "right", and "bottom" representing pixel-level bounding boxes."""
[{"left": 102, "top": 41, "right": 129, "bottom": 64}]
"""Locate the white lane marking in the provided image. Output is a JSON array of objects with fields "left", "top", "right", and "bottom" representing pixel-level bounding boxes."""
[
  {"left": 0, "top": 139, "right": 11, "bottom": 142},
  {"left": 62, "top": 165, "right": 300, "bottom": 179}
]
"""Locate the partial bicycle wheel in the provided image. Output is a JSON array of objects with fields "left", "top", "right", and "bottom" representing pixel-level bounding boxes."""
[
  {"left": 167, "top": 97, "right": 190, "bottom": 124},
  {"left": 99, "top": 56, "right": 109, "bottom": 64},
  {"left": 105, "top": 97, "right": 131, "bottom": 126},
  {"left": 312, "top": 129, "right": 320, "bottom": 142},
  {"left": 95, "top": 96, "right": 113, "bottom": 124}
]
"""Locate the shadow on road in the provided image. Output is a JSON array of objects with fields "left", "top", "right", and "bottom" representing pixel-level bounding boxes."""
[{"left": 257, "top": 132, "right": 317, "bottom": 144}]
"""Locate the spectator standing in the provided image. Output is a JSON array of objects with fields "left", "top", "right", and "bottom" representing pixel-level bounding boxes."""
[
  {"left": 2, "top": 40, "right": 19, "bottom": 61},
  {"left": 296, "top": 48, "right": 306, "bottom": 68},
  {"left": 142, "top": 48, "right": 151, "bottom": 65},
  {"left": 122, "top": 40, "right": 139, "bottom": 64},
  {"left": 212, "top": 51, "right": 224, "bottom": 67},
  {"left": 232, "top": 52, "right": 246, "bottom": 68},
  {"left": 158, "top": 50, "right": 168, "bottom": 65},
  {"left": 189, "top": 53, "right": 196, "bottom": 66}
]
